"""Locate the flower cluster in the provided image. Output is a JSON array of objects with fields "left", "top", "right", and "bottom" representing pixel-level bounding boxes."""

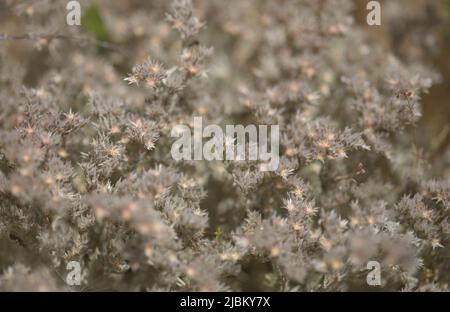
[{"left": 0, "top": 0, "right": 448, "bottom": 292}]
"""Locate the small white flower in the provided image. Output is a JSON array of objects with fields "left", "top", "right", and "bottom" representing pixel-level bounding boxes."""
[{"left": 124, "top": 75, "right": 139, "bottom": 85}]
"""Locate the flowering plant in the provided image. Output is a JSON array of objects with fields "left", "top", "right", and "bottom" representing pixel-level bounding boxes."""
[{"left": 0, "top": 0, "right": 448, "bottom": 292}]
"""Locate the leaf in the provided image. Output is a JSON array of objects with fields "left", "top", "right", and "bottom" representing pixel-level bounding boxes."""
[
  {"left": 81, "top": 5, "right": 109, "bottom": 42},
  {"left": 444, "top": 0, "right": 450, "bottom": 21}
]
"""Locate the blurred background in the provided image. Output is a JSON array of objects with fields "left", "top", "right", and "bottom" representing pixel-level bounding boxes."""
[{"left": 354, "top": 0, "right": 450, "bottom": 164}]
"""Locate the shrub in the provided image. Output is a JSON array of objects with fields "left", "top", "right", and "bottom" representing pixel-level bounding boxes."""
[{"left": 0, "top": 0, "right": 448, "bottom": 291}]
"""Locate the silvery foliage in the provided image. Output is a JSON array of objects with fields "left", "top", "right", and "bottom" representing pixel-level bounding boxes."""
[{"left": 0, "top": 0, "right": 448, "bottom": 292}]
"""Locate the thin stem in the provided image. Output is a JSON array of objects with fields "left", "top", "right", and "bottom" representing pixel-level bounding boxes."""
[{"left": 0, "top": 33, "right": 127, "bottom": 55}]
